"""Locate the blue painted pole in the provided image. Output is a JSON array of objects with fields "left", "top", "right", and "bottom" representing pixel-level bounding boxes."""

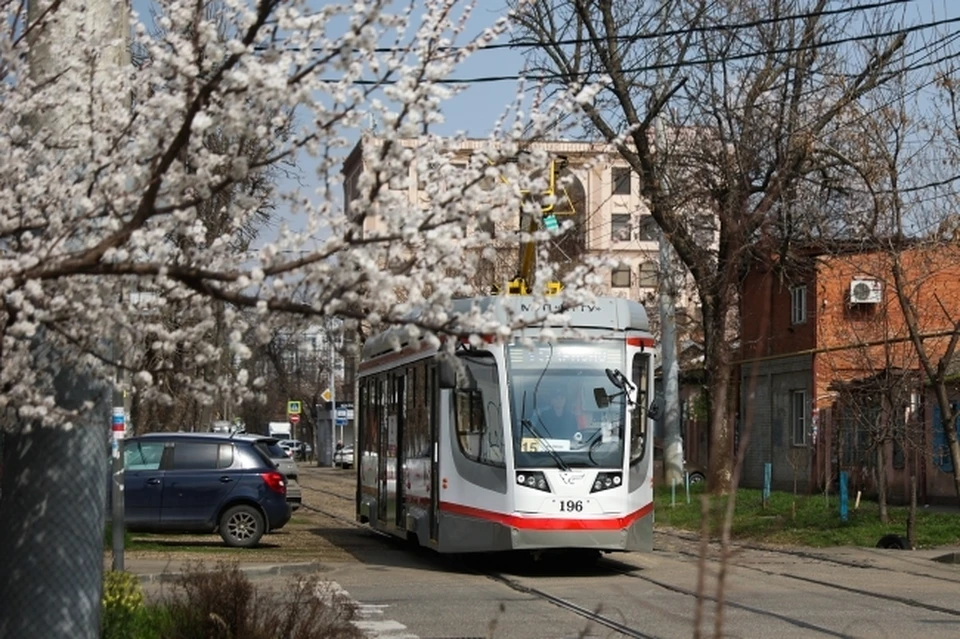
[
  {"left": 839, "top": 471, "right": 849, "bottom": 522},
  {"left": 763, "top": 463, "right": 771, "bottom": 508}
]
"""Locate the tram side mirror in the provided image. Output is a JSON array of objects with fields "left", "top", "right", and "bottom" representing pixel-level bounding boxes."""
[
  {"left": 438, "top": 360, "right": 456, "bottom": 389},
  {"left": 593, "top": 387, "right": 610, "bottom": 409},
  {"left": 647, "top": 395, "right": 664, "bottom": 421},
  {"left": 437, "top": 359, "right": 477, "bottom": 391},
  {"left": 605, "top": 368, "right": 624, "bottom": 389}
]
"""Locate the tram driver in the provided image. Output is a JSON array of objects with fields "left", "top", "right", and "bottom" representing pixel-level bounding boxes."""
[{"left": 539, "top": 384, "right": 581, "bottom": 439}]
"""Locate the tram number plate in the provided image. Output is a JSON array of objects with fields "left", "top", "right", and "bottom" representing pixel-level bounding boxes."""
[{"left": 557, "top": 499, "right": 584, "bottom": 513}]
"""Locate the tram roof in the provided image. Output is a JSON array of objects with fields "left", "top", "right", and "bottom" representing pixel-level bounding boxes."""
[
  {"left": 361, "top": 295, "right": 650, "bottom": 361},
  {"left": 451, "top": 295, "right": 650, "bottom": 332}
]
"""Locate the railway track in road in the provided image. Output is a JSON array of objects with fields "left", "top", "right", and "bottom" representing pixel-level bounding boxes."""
[
  {"left": 298, "top": 481, "right": 664, "bottom": 638},
  {"left": 299, "top": 476, "right": 960, "bottom": 636}
]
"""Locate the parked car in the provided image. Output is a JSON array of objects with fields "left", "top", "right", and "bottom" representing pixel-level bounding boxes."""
[
  {"left": 334, "top": 445, "right": 354, "bottom": 469},
  {"left": 279, "top": 439, "right": 311, "bottom": 461},
  {"left": 122, "top": 432, "right": 291, "bottom": 547},
  {"left": 653, "top": 441, "right": 706, "bottom": 485},
  {"left": 251, "top": 436, "right": 302, "bottom": 510}
]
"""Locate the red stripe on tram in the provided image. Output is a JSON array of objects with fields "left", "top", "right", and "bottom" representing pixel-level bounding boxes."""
[{"left": 438, "top": 501, "right": 653, "bottom": 531}]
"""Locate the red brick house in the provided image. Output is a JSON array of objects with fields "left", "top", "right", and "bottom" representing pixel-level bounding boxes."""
[{"left": 738, "top": 242, "right": 960, "bottom": 503}]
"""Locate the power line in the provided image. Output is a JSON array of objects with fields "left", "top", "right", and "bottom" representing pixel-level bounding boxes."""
[
  {"left": 319, "top": 14, "right": 960, "bottom": 86},
  {"left": 261, "top": 0, "right": 910, "bottom": 55}
]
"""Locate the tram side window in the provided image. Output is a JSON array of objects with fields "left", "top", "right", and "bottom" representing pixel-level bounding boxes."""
[
  {"left": 454, "top": 352, "right": 505, "bottom": 467},
  {"left": 630, "top": 353, "right": 650, "bottom": 464},
  {"left": 405, "top": 362, "right": 430, "bottom": 459}
]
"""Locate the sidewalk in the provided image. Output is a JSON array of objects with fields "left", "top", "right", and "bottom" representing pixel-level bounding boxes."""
[{"left": 108, "top": 556, "right": 326, "bottom": 584}]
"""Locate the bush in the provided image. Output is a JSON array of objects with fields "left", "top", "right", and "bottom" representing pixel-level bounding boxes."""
[
  {"left": 156, "top": 561, "right": 364, "bottom": 639},
  {"left": 101, "top": 571, "right": 162, "bottom": 639}
]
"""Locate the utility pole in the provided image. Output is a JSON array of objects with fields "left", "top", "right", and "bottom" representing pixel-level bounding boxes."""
[
  {"left": 329, "top": 323, "right": 337, "bottom": 468},
  {"left": 654, "top": 114, "right": 684, "bottom": 487}
]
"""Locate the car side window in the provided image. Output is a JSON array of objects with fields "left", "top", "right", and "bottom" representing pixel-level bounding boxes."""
[
  {"left": 218, "top": 443, "right": 234, "bottom": 469},
  {"left": 124, "top": 441, "right": 165, "bottom": 471},
  {"left": 170, "top": 442, "right": 219, "bottom": 470}
]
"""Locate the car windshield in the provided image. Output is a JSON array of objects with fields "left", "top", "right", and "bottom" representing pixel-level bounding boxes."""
[
  {"left": 508, "top": 340, "right": 628, "bottom": 469},
  {"left": 256, "top": 441, "right": 288, "bottom": 460}
]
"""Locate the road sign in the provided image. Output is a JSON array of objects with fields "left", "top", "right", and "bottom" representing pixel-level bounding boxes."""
[
  {"left": 335, "top": 418, "right": 346, "bottom": 426},
  {"left": 289, "top": 413, "right": 301, "bottom": 424},
  {"left": 321, "top": 388, "right": 332, "bottom": 402},
  {"left": 287, "top": 400, "right": 302, "bottom": 415}
]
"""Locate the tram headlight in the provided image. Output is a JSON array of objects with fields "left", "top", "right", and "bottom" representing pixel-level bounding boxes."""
[
  {"left": 515, "top": 470, "right": 551, "bottom": 493},
  {"left": 590, "top": 472, "right": 623, "bottom": 494}
]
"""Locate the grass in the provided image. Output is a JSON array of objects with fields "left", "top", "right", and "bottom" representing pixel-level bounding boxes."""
[{"left": 654, "top": 485, "right": 960, "bottom": 548}]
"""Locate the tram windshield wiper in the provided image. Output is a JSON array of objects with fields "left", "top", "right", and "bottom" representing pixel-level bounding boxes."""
[{"left": 520, "top": 417, "right": 571, "bottom": 472}]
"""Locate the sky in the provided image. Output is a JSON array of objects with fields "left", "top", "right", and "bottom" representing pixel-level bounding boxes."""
[{"left": 125, "top": 0, "right": 960, "bottom": 243}]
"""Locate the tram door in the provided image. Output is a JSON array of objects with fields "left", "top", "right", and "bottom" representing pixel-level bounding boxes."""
[
  {"left": 376, "top": 375, "right": 389, "bottom": 523},
  {"left": 393, "top": 373, "right": 405, "bottom": 530},
  {"left": 429, "top": 365, "right": 440, "bottom": 542}
]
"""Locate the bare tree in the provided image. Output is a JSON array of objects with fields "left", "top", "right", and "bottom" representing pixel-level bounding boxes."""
[{"left": 508, "top": 0, "right": 906, "bottom": 490}]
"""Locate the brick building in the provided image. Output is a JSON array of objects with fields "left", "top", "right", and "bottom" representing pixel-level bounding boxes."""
[{"left": 739, "top": 242, "right": 960, "bottom": 502}]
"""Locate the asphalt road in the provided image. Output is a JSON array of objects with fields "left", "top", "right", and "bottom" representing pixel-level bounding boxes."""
[{"left": 124, "top": 465, "right": 960, "bottom": 639}]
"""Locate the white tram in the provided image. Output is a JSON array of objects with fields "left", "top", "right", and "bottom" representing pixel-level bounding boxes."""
[{"left": 355, "top": 295, "right": 658, "bottom": 554}]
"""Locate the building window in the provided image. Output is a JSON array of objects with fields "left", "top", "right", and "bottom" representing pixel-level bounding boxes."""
[
  {"left": 791, "top": 286, "right": 807, "bottom": 324},
  {"left": 612, "top": 167, "right": 631, "bottom": 195},
  {"left": 611, "top": 214, "right": 632, "bottom": 241},
  {"left": 791, "top": 390, "right": 807, "bottom": 446},
  {"left": 611, "top": 264, "right": 632, "bottom": 288},
  {"left": 638, "top": 262, "right": 658, "bottom": 288}
]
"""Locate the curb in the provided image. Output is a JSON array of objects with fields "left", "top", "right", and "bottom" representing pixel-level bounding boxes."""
[{"left": 136, "top": 561, "right": 325, "bottom": 584}]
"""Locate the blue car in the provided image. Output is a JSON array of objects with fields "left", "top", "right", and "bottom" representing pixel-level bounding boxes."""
[{"left": 122, "top": 432, "right": 292, "bottom": 547}]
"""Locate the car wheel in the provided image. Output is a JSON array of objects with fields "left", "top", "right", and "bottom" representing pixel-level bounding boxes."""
[
  {"left": 876, "top": 534, "right": 909, "bottom": 550},
  {"left": 688, "top": 471, "right": 705, "bottom": 484},
  {"left": 219, "top": 505, "right": 265, "bottom": 548}
]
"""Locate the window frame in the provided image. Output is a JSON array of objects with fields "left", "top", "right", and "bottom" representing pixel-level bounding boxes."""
[
  {"left": 612, "top": 167, "right": 631, "bottom": 196},
  {"left": 611, "top": 264, "right": 632, "bottom": 288},
  {"left": 611, "top": 213, "right": 632, "bottom": 242},
  {"left": 790, "top": 286, "right": 807, "bottom": 325},
  {"left": 791, "top": 390, "right": 807, "bottom": 446},
  {"left": 638, "top": 262, "right": 658, "bottom": 288}
]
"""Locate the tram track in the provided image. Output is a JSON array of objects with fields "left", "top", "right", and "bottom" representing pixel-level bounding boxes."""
[
  {"left": 299, "top": 481, "right": 664, "bottom": 638},
  {"left": 298, "top": 477, "right": 960, "bottom": 636}
]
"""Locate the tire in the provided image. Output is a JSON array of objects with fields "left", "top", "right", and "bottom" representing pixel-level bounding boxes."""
[
  {"left": 219, "top": 505, "right": 265, "bottom": 548},
  {"left": 876, "top": 534, "right": 909, "bottom": 550},
  {"left": 688, "top": 471, "right": 706, "bottom": 484}
]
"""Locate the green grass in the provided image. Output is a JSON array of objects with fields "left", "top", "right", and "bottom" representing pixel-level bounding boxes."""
[{"left": 654, "top": 486, "right": 960, "bottom": 548}]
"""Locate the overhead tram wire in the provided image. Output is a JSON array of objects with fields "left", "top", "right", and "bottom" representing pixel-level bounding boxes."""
[
  {"left": 312, "top": 14, "right": 960, "bottom": 86},
  {"left": 257, "top": 0, "right": 912, "bottom": 55}
]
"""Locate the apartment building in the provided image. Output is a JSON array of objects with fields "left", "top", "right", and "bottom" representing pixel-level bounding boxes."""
[{"left": 341, "top": 136, "right": 663, "bottom": 300}]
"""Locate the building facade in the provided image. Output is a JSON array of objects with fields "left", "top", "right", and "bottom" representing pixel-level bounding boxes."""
[
  {"left": 739, "top": 243, "right": 960, "bottom": 502},
  {"left": 342, "top": 137, "right": 664, "bottom": 301}
]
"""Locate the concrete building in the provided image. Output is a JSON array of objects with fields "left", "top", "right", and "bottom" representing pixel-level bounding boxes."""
[{"left": 342, "top": 136, "right": 664, "bottom": 301}]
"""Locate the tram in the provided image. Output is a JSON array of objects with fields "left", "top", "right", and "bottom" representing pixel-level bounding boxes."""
[{"left": 355, "top": 294, "right": 658, "bottom": 554}]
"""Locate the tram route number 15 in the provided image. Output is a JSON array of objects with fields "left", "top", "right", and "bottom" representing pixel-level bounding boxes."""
[{"left": 559, "top": 499, "right": 584, "bottom": 512}]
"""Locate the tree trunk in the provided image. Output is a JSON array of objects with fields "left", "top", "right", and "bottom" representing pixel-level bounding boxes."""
[
  {"left": 877, "top": 441, "right": 888, "bottom": 524},
  {"left": 0, "top": 366, "right": 110, "bottom": 638},
  {"left": 703, "top": 296, "right": 736, "bottom": 492}
]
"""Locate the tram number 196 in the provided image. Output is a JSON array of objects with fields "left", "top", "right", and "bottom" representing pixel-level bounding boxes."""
[{"left": 559, "top": 500, "right": 584, "bottom": 512}]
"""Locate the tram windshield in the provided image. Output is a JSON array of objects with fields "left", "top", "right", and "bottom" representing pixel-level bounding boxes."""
[{"left": 508, "top": 340, "right": 640, "bottom": 469}]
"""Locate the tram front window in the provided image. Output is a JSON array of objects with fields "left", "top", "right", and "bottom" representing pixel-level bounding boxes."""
[{"left": 508, "top": 341, "right": 628, "bottom": 469}]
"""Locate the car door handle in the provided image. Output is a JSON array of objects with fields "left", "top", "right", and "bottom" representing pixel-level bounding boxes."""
[
  {"left": 146, "top": 478, "right": 161, "bottom": 485},
  {"left": 219, "top": 476, "right": 233, "bottom": 483}
]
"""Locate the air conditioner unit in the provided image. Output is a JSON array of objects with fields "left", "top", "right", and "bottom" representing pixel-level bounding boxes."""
[{"left": 850, "top": 278, "right": 882, "bottom": 304}]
